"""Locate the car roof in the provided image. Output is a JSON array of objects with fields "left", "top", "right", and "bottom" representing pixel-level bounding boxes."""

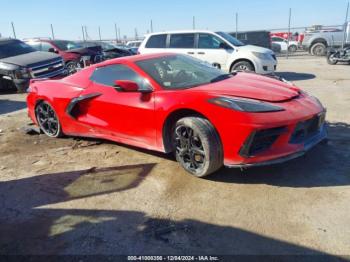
[{"left": 145, "top": 30, "right": 219, "bottom": 36}]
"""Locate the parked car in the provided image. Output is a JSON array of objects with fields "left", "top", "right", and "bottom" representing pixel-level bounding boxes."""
[
  {"left": 302, "top": 22, "right": 350, "bottom": 56},
  {"left": 78, "top": 41, "right": 134, "bottom": 60},
  {"left": 139, "top": 31, "right": 277, "bottom": 75},
  {"left": 25, "top": 39, "right": 104, "bottom": 74},
  {"left": 27, "top": 53, "right": 327, "bottom": 177},
  {"left": 126, "top": 40, "right": 142, "bottom": 48},
  {"left": 271, "top": 36, "right": 299, "bottom": 52},
  {"left": 0, "top": 38, "right": 65, "bottom": 92}
]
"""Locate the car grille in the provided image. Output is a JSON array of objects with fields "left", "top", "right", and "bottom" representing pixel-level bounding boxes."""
[
  {"left": 239, "top": 126, "right": 287, "bottom": 157},
  {"left": 290, "top": 113, "right": 326, "bottom": 144},
  {"left": 30, "top": 58, "right": 65, "bottom": 79}
]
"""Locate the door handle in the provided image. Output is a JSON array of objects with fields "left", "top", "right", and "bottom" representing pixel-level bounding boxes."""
[
  {"left": 197, "top": 52, "right": 205, "bottom": 55},
  {"left": 187, "top": 52, "right": 195, "bottom": 55}
]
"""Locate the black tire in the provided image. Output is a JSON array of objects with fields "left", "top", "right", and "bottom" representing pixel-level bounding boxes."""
[
  {"left": 310, "top": 43, "right": 327, "bottom": 56},
  {"left": 35, "top": 101, "right": 63, "bottom": 138},
  {"left": 327, "top": 53, "right": 338, "bottom": 65},
  {"left": 288, "top": 45, "right": 297, "bottom": 52},
  {"left": 173, "top": 117, "right": 223, "bottom": 177},
  {"left": 66, "top": 61, "right": 78, "bottom": 75},
  {"left": 231, "top": 61, "right": 254, "bottom": 72}
]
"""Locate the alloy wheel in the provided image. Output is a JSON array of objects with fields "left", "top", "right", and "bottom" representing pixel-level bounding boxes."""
[
  {"left": 238, "top": 65, "right": 249, "bottom": 71},
  {"left": 174, "top": 125, "right": 206, "bottom": 173},
  {"left": 35, "top": 102, "right": 60, "bottom": 137}
]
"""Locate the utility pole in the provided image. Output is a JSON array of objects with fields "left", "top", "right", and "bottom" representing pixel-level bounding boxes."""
[
  {"left": 118, "top": 28, "right": 121, "bottom": 42},
  {"left": 192, "top": 16, "right": 196, "bottom": 30},
  {"left": 84, "top": 26, "right": 88, "bottom": 40},
  {"left": 286, "top": 8, "right": 292, "bottom": 59},
  {"left": 82, "top": 25, "right": 85, "bottom": 41},
  {"left": 235, "top": 13, "right": 238, "bottom": 38},
  {"left": 50, "top": 24, "right": 55, "bottom": 39},
  {"left": 342, "top": 1, "right": 349, "bottom": 49},
  {"left": 98, "top": 26, "right": 102, "bottom": 41},
  {"left": 150, "top": 19, "right": 153, "bottom": 33},
  {"left": 135, "top": 28, "right": 138, "bottom": 40},
  {"left": 114, "top": 23, "right": 118, "bottom": 43},
  {"left": 11, "top": 22, "right": 16, "bottom": 39}
]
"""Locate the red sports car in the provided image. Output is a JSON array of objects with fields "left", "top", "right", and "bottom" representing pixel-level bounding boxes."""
[{"left": 27, "top": 53, "right": 327, "bottom": 177}]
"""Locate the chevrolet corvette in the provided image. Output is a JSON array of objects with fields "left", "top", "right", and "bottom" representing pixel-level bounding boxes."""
[{"left": 27, "top": 53, "right": 327, "bottom": 177}]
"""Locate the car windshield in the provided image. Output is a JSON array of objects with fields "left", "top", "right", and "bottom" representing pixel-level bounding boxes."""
[
  {"left": 215, "top": 32, "right": 245, "bottom": 47},
  {"left": 0, "top": 40, "right": 36, "bottom": 59},
  {"left": 136, "top": 54, "right": 233, "bottom": 89},
  {"left": 53, "top": 40, "right": 83, "bottom": 51}
]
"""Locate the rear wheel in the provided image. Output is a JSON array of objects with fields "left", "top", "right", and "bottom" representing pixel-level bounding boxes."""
[
  {"left": 173, "top": 117, "right": 223, "bottom": 177},
  {"left": 35, "top": 101, "right": 63, "bottom": 138},
  {"left": 311, "top": 43, "right": 327, "bottom": 56}
]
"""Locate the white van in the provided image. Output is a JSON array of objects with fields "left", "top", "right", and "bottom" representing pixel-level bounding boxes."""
[{"left": 138, "top": 30, "right": 277, "bottom": 74}]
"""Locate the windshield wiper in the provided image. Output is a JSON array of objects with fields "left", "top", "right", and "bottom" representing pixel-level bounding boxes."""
[{"left": 210, "top": 73, "right": 236, "bottom": 83}]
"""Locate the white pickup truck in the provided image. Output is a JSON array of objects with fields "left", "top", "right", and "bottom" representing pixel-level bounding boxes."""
[{"left": 302, "top": 22, "right": 350, "bottom": 56}]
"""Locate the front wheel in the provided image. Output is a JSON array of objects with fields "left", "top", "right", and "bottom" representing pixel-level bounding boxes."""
[
  {"left": 66, "top": 61, "right": 78, "bottom": 75},
  {"left": 231, "top": 61, "right": 254, "bottom": 72},
  {"left": 173, "top": 117, "right": 223, "bottom": 177},
  {"left": 288, "top": 45, "right": 298, "bottom": 52},
  {"left": 327, "top": 53, "right": 338, "bottom": 65},
  {"left": 311, "top": 43, "right": 327, "bottom": 56},
  {"left": 35, "top": 101, "right": 63, "bottom": 138}
]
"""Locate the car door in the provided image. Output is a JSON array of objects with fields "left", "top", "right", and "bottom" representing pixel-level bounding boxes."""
[
  {"left": 167, "top": 33, "right": 196, "bottom": 57},
  {"left": 77, "top": 63, "right": 157, "bottom": 149},
  {"left": 195, "top": 33, "right": 233, "bottom": 71}
]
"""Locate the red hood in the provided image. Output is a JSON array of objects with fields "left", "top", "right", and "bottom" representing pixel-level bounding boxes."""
[{"left": 192, "top": 72, "right": 300, "bottom": 102}]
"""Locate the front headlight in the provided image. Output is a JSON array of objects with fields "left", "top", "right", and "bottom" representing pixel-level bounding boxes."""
[
  {"left": 252, "top": 52, "right": 271, "bottom": 60},
  {"left": 14, "top": 67, "right": 32, "bottom": 79},
  {"left": 209, "top": 97, "right": 285, "bottom": 113}
]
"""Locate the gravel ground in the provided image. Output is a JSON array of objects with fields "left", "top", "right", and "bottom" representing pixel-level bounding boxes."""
[{"left": 0, "top": 56, "right": 349, "bottom": 257}]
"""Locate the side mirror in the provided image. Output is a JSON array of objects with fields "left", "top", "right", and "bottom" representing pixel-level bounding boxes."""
[
  {"left": 114, "top": 80, "right": 139, "bottom": 92},
  {"left": 48, "top": 48, "right": 58, "bottom": 54},
  {"left": 114, "top": 80, "right": 153, "bottom": 93}
]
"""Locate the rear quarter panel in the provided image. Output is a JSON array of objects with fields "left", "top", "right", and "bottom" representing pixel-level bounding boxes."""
[{"left": 28, "top": 80, "right": 90, "bottom": 135}]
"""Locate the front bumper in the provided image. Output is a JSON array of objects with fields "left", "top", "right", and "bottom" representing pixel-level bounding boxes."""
[
  {"left": 254, "top": 58, "right": 277, "bottom": 75},
  {"left": 225, "top": 123, "right": 327, "bottom": 168}
]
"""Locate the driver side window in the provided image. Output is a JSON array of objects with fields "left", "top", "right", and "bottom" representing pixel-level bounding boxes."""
[{"left": 90, "top": 64, "right": 151, "bottom": 89}]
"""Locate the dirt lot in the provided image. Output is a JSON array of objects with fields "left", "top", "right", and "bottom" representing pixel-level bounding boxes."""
[{"left": 0, "top": 56, "right": 349, "bottom": 257}]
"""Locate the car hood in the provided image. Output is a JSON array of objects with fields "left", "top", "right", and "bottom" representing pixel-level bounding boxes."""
[
  {"left": 236, "top": 44, "right": 274, "bottom": 54},
  {"left": 0, "top": 51, "right": 61, "bottom": 67},
  {"left": 192, "top": 72, "right": 300, "bottom": 102}
]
